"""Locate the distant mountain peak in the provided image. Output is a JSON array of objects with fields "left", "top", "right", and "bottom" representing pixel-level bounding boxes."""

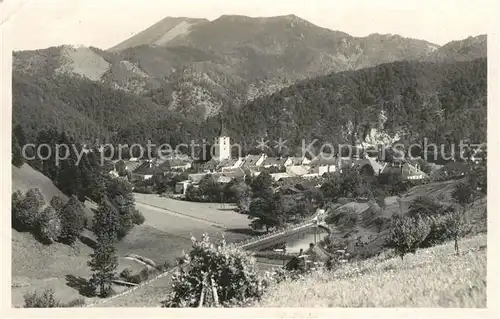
[{"left": 109, "top": 16, "right": 208, "bottom": 51}]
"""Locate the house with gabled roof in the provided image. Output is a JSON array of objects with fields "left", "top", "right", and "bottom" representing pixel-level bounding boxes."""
[
  {"left": 309, "top": 152, "right": 337, "bottom": 166},
  {"left": 159, "top": 157, "right": 193, "bottom": 172},
  {"left": 242, "top": 154, "right": 266, "bottom": 168},
  {"left": 284, "top": 156, "right": 309, "bottom": 166},
  {"left": 404, "top": 162, "right": 428, "bottom": 180},
  {"left": 379, "top": 161, "right": 428, "bottom": 181},
  {"left": 214, "top": 175, "right": 233, "bottom": 184},
  {"left": 308, "top": 153, "right": 338, "bottom": 176},
  {"left": 131, "top": 161, "right": 160, "bottom": 182},
  {"left": 286, "top": 165, "right": 310, "bottom": 177},
  {"left": 262, "top": 156, "right": 287, "bottom": 168},
  {"left": 270, "top": 172, "right": 292, "bottom": 181},
  {"left": 124, "top": 160, "right": 143, "bottom": 173},
  {"left": 219, "top": 157, "right": 245, "bottom": 171}
]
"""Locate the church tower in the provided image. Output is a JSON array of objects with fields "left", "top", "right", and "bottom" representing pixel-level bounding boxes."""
[{"left": 214, "top": 116, "right": 230, "bottom": 160}]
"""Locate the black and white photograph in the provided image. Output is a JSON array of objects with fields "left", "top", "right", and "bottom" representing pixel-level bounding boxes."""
[{"left": 1, "top": 0, "right": 497, "bottom": 314}]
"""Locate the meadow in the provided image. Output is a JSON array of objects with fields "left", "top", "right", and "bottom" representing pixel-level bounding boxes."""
[{"left": 256, "top": 234, "right": 487, "bottom": 307}]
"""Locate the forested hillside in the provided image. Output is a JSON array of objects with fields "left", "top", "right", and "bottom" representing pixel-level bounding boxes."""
[
  {"left": 12, "top": 72, "right": 221, "bottom": 145},
  {"left": 224, "top": 58, "right": 487, "bottom": 153}
]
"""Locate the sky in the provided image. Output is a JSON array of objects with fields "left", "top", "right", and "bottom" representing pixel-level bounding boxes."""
[{"left": 1, "top": 0, "right": 495, "bottom": 51}]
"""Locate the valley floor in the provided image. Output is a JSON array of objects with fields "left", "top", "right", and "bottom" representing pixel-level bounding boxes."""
[{"left": 255, "top": 234, "right": 487, "bottom": 308}]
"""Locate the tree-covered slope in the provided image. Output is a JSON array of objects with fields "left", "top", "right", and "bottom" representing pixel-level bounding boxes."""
[{"left": 224, "top": 58, "right": 487, "bottom": 153}]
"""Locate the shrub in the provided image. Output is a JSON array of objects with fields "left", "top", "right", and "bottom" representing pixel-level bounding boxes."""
[
  {"left": 119, "top": 268, "right": 132, "bottom": 281},
  {"left": 419, "top": 215, "right": 452, "bottom": 247},
  {"left": 162, "top": 234, "right": 263, "bottom": 307},
  {"left": 131, "top": 209, "right": 145, "bottom": 225},
  {"left": 62, "top": 297, "right": 86, "bottom": 307},
  {"left": 37, "top": 206, "right": 62, "bottom": 243},
  {"left": 325, "top": 255, "right": 336, "bottom": 271},
  {"left": 100, "top": 287, "right": 115, "bottom": 298},
  {"left": 162, "top": 261, "right": 173, "bottom": 270},
  {"left": 385, "top": 215, "right": 431, "bottom": 259},
  {"left": 125, "top": 267, "right": 152, "bottom": 284},
  {"left": 373, "top": 216, "right": 387, "bottom": 233},
  {"left": 133, "top": 186, "right": 154, "bottom": 194},
  {"left": 128, "top": 275, "right": 142, "bottom": 284},
  {"left": 139, "top": 268, "right": 150, "bottom": 281},
  {"left": 407, "top": 196, "right": 444, "bottom": 218},
  {"left": 185, "top": 185, "right": 205, "bottom": 202},
  {"left": 24, "top": 288, "right": 60, "bottom": 308}
]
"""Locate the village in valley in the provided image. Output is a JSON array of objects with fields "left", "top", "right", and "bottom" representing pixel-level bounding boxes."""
[
  {"left": 8, "top": 3, "right": 490, "bottom": 310},
  {"left": 113, "top": 119, "right": 434, "bottom": 198}
]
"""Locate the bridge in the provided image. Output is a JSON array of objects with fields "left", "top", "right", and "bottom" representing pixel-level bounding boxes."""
[{"left": 238, "top": 221, "right": 331, "bottom": 251}]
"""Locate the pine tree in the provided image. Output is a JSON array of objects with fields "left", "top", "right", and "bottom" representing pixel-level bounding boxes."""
[{"left": 88, "top": 199, "right": 119, "bottom": 297}]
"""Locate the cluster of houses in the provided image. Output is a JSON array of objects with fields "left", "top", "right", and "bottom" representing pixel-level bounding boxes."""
[
  {"left": 174, "top": 152, "right": 429, "bottom": 195},
  {"left": 106, "top": 122, "right": 430, "bottom": 196}
]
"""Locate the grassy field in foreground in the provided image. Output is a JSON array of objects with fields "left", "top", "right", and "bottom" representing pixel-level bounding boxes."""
[{"left": 256, "top": 235, "right": 487, "bottom": 308}]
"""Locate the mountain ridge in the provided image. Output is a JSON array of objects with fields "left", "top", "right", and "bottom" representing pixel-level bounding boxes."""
[{"left": 12, "top": 14, "right": 487, "bottom": 127}]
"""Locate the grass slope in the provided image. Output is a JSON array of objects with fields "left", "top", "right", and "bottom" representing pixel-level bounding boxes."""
[
  {"left": 11, "top": 229, "right": 95, "bottom": 307},
  {"left": 256, "top": 234, "right": 487, "bottom": 307},
  {"left": 12, "top": 164, "right": 68, "bottom": 201}
]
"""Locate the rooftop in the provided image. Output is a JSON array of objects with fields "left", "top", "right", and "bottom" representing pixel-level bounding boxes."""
[{"left": 132, "top": 161, "right": 159, "bottom": 175}]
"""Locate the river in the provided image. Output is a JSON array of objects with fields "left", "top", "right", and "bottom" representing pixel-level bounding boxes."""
[{"left": 262, "top": 226, "right": 330, "bottom": 253}]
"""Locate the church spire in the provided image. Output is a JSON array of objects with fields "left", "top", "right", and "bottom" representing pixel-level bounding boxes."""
[{"left": 218, "top": 115, "right": 228, "bottom": 137}]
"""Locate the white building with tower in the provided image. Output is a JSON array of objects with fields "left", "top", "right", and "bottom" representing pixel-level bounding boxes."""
[{"left": 214, "top": 118, "right": 231, "bottom": 161}]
